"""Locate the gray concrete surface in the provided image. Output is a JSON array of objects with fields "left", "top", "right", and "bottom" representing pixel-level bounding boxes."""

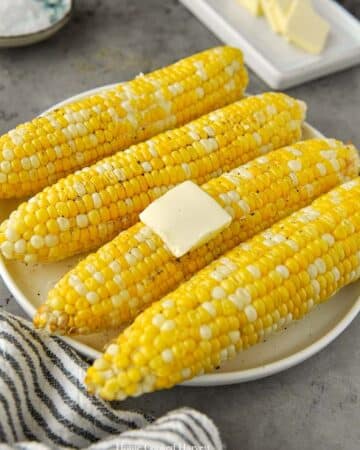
[{"left": 0, "top": 1, "right": 359, "bottom": 449}]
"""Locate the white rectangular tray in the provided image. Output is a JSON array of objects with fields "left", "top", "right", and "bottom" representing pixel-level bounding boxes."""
[{"left": 179, "top": 0, "right": 360, "bottom": 89}]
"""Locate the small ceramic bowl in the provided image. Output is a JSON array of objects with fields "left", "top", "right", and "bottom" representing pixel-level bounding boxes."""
[{"left": 0, "top": 0, "right": 73, "bottom": 48}]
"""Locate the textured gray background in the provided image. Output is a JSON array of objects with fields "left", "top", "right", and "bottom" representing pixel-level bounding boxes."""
[{"left": 0, "top": 1, "right": 359, "bottom": 449}]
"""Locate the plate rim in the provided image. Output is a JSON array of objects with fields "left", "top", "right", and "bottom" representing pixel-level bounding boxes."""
[{"left": 0, "top": 84, "right": 359, "bottom": 386}]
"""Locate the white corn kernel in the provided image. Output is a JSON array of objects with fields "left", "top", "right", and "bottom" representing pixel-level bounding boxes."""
[
  {"left": 85, "top": 263, "right": 96, "bottom": 274},
  {"left": 322, "top": 233, "right": 335, "bottom": 246},
  {"left": 307, "top": 264, "right": 318, "bottom": 279},
  {"left": 106, "top": 344, "right": 120, "bottom": 356},
  {"left": 199, "top": 325, "right": 212, "bottom": 340},
  {"left": 152, "top": 314, "right": 165, "bottom": 328},
  {"left": 5, "top": 228, "right": 19, "bottom": 242},
  {"left": 45, "top": 235, "right": 59, "bottom": 247},
  {"left": 181, "top": 368, "right": 191, "bottom": 378},
  {"left": 247, "top": 265, "right": 261, "bottom": 279},
  {"left": 288, "top": 160, "right": 302, "bottom": 171},
  {"left": 57, "top": 217, "right": 70, "bottom": 231},
  {"left": 86, "top": 292, "right": 99, "bottom": 304},
  {"left": 202, "top": 302, "right": 217, "bottom": 317},
  {"left": 162, "top": 299, "right": 174, "bottom": 309},
  {"left": 30, "top": 235, "right": 44, "bottom": 249},
  {"left": 276, "top": 265, "right": 290, "bottom": 279},
  {"left": 245, "top": 305, "right": 257, "bottom": 322},
  {"left": 315, "top": 258, "right": 326, "bottom": 274},
  {"left": 76, "top": 214, "right": 89, "bottom": 228},
  {"left": 229, "top": 330, "right": 240, "bottom": 343},
  {"left": 332, "top": 267, "right": 340, "bottom": 282},
  {"left": 2, "top": 148, "right": 14, "bottom": 160},
  {"left": 92, "top": 193, "right": 102, "bottom": 209},
  {"left": 161, "top": 320, "right": 175, "bottom": 332},
  {"left": 1, "top": 241, "right": 14, "bottom": 258},
  {"left": 113, "top": 274, "right": 122, "bottom": 286},
  {"left": 161, "top": 348, "right": 174, "bottom": 363},
  {"left": 14, "top": 239, "right": 26, "bottom": 254},
  {"left": 211, "top": 287, "right": 226, "bottom": 299},
  {"left": 74, "top": 182, "right": 86, "bottom": 196},
  {"left": 93, "top": 272, "right": 105, "bottom": 284},
  {"left": 109, "top": 260, "right": 121, "bottom": 273},
  {"left": 316, "top": 163, "right": 327, "bottom": 176}
]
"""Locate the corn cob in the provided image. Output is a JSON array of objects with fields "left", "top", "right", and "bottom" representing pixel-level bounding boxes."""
[
  {"left": 0, "top": 93, "right": 306, "bottom": 263},
  {"left": 85, "top": 177, "right": 360, "bottom": 400},
  {"left": 34, "top": 139, "right": 360, "bottom": 335},
  {"left": 0, "top": 47, "right": 248, "bottom": 199}
]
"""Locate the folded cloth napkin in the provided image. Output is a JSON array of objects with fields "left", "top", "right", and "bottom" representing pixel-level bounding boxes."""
[{"left": 0, "top": 310, "right": 222, "bottom": 450}]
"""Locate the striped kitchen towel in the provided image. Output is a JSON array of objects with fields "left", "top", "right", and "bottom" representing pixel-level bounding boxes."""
[{"left": 0, "top": 310, "right": 222, "bottom": 450}]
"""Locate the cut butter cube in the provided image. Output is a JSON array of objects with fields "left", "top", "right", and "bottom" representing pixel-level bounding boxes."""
[
  {"left": 285, "top": 0, "right": 330, "bottom": 54},
  {"left": 237, "top": 0, "right": 263, "bottom": 16},
  {"left": 261, "top": 0, "right": 281, "bottom": 33},
  {"left": 139, "top": 181, "right": 232, "bottom": 258},
  {"left": 272, "top": 0, "right": 293, "bottom": 33}
]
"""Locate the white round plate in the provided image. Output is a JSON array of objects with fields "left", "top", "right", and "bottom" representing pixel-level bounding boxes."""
[
  {"left": 0, "top": 0, "right": 73, "bottom": 48},
  {"left": 0, "top": 85, "right": 359, "bottom": 387}
]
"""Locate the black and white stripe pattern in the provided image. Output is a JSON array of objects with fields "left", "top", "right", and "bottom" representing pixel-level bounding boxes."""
[{"left": 0, "top": 311, "right": 222, "bottom": 450}]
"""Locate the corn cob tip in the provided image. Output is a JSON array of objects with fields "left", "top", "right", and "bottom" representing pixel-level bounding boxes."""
[
  {"left": 85, "top": 359, "right": 199, "bottom": 400},
  {"left": 85, "top": 352, "right": 160, "bottom": 401},
  {"left": 33, "top": 304, "right": 71, "bottom": 334}
]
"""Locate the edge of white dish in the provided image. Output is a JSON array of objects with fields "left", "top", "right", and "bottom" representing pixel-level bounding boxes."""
[{"left": 178, "top": 0, "right": 360, "bottom": 89}]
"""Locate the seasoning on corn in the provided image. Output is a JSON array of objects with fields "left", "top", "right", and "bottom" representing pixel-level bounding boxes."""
[
  {"left": 85, "top": 177, "right": 360, "bottom": 400},
  {"left": 0, "top": 92, "right": 306, "bottom": 263},
  {"left": 33, "top": 139, "right": 360, "bottom": 335},
  {"left": 0, "top": 46, "right": 248, "bottom": 199}
]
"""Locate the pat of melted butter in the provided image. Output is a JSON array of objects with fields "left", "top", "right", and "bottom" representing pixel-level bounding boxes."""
[{"left": 140, "top": 181, "right": 232, "bottom": 258}]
